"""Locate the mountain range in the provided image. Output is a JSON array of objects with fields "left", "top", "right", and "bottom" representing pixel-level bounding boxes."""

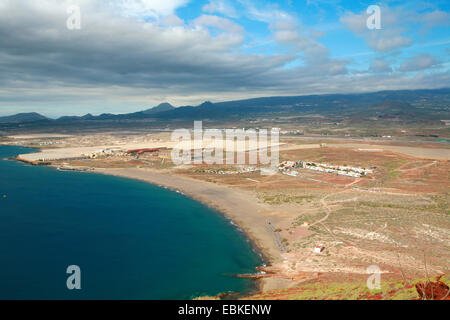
[
  {"left": 0, "top": 112, "right": 50, "bottom": 124},
  {"left": 1, "top": 88, "right": 449, "bottom": 124}
]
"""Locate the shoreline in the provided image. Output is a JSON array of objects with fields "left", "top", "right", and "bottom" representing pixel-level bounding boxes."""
[
  {"left": 92, "top": 168, "right": 281, "bottom": 262},
  {"left": 9, "top": 152, "right": 280, "bottom": 297},
  {"left": 10, "top": 146, "right": 282, "bottom": 294},
  {"left": 92, "top": 167, "right": 283, "bottom": 289}
]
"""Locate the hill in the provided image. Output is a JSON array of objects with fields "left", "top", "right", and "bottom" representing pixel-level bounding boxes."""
[
  {"left": 152, "top": 89, "right": 450, "bottom": 120},
  {"left": 1, "top": 89, "right": 449, "bottom": 126},
  {"left": 0, "top": 112, "right": 49, "bottom": 124},
  {"left": 142, "top": 102, "right": 175, "bottom": 115}
]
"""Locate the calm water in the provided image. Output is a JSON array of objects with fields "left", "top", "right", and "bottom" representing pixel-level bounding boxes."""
[{"left": 0, "top": 146, "right": 261, "bottom": 299}]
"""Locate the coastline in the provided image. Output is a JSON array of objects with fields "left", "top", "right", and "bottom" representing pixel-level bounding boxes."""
[
  {"left": 2, "top": 147, "right": 273, "bottom": 299},
  {"left": 9, "top": 146, "right": 283, "bottom": 294},
  {"left": 92, "top": 168, "right": 282, "bottom": 284}
]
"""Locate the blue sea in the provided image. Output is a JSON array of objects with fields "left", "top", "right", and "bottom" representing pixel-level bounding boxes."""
[{"left": 0, "top": 146, "right": 262, "bottom": 299}]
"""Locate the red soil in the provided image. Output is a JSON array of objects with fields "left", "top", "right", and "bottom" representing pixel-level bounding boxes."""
[{"left": 415, "top": 275, "right": 450, "bottom": 300}]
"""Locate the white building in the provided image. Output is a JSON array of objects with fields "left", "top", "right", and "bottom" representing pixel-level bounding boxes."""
[{"left": 314, "top": 244, "right": 325, "bottom": 254}]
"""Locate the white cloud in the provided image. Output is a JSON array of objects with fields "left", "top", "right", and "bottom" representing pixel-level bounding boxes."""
[
  {"left": 202, "top": 0, "right": 239, "bottom": 18},
  {"left": 109, "top": 0, "right": 190, "bottom": 18},
  {"left": 368, "top": 34, "right": 412, "bottom": 52},
  {"left": 272, "top": 20, "right": 329, "bottom": 63},
  {"left": 341, "top": 6, "right": 413, "bottom": 52},
  {"left": 160, "top": 14, "right": 184, "bottom": 26},
  {"left": 419, "top": 10, "right": 450, "bottom": 28},
  {"left": 341, "top": 6, "right": 450, "bottom": 53},
  {"left": 369, "top": 58, "right": 392, "bottom": 73},
  {"left": 194, "top": 14, "right": 244, "bottom": 34},
  {"left": 245, "top": 4, "right": 294, "bottom": 24},
  {"left": 0, "top": 0, "right": 447, "bottom": 116},
  {"left": 258, "top": 8, "right": 347, "bottom": 75},
  {"left": 399, "top": 54, "right": 439, "bottom": 72}
]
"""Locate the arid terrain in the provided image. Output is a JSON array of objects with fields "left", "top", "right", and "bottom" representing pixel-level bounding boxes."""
[{"left": 1, "top": 130, "right": 449, "bottom": 299}]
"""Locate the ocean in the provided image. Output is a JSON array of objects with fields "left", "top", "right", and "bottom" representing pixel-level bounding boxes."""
[{"left": 0, "top": 146, "right": 262, "bottom": 299}]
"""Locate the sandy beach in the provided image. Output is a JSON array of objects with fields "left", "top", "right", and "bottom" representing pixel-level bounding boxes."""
[{"left": 94, "top": 167, "right": 284, "bottom": 268}]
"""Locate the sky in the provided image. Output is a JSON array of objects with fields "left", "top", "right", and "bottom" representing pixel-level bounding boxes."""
[{"left": 0, "top": 0, "right": 449, "bottom": 117}]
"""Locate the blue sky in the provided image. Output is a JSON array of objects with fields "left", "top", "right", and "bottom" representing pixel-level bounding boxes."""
[
  {"left": 0, "top": 0, "right": 448, "bottom": 116},
  {"left": 177, "top": 0, "right": 449, "bottom": 71}
]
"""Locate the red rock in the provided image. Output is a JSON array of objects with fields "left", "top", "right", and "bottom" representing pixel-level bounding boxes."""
[{"left": 415, "top": 275, "right": 450, "bottom": 300}]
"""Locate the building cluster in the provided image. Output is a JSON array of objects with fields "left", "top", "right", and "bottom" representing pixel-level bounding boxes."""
[
  {"left": 277, "top": 160, "right": 373, "bottom": 178},
  {"left": 279, "top": 129, "right": 305, "bottom": 135},
  {"left": 83, "top": 148, "right": 127, "bottom": 159},
  {"left": 83, "top": 148, "right": 173, "bottom": 160},
  {"left": 30, "top": 141, "right": 62, "bottom": 146},
  {"left": 196, "top": 166, "right": 259, "bottom": 175},
  {"left": 277, "top": 161, "right": 300, "bottom": 177}
]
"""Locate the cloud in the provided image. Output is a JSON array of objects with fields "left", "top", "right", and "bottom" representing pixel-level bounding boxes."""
[
  {"left": 272, "top": 20, "right": 329, "bottom": 61},
  {"left": 341, "top": 5, "right": 450, "bottom": 53},
  {"left": 419, "top": 10, "right": 450, "bottom": 28},
  {"left": 0, "top": 0, "right": 295, "bottom": 114},
  {"left": 341, "top": 6, "right": 413, "bottom": 52},
  {"left": 194, "top": 14, "right": 244, "bottom": 35},
  {"left": 202, "top": 0, "right": 239, "bottom": 18},
  {"left": 108, "top": 0, "right": 190, "bottom": 18},
  {"left": 399, "top": 54, "right": 439, "bottom": 72},
  {"left": 0, "top": 0, "right": 447, "bottom": 116},
  {"left": 369, "top": 58, "right": 392, "bottom": 73},
  {"left": 160, "top": 15, "right": 185, "bottom": 26},
  {"left": 263, "top": 9, "right": 348, "bottom": 75},
  {"left": 244, "top": 2, "right": 294, "bottom": 23},
  {"left": 240, "top": 2, "right": 338, "bottom": 67}
]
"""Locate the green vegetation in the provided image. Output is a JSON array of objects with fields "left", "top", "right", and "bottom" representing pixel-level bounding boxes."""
[
  {"left": 385, "top": 160, "right": 405, "bottom": 180},
  {"left": 258, "top": 192, "right": 313, "bottom": 205},
  {"left": 245, "top": 275, "right": 450, "bottom": 300}
]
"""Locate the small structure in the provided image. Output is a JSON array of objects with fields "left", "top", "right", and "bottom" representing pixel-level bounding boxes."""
[
  {"left": 299, "top": 160, "right": 373, "bottom": 178},
  {"left": 278, "top": 161, "right": 297, "bottom": 170},
  {"left": 127, "top": 148, "right": 160, "bottom": 155},
  {"left": 314, "top": 244, "right": 325, "bottom": 254},
  {"left": 158, "top": 149, "right": 172, "bottom": 159},
  {"left": 260, "top": 167, "right": 278, "bottom": 175},
  {"left": 284, "top": 170, "right": 299, "bottom": 177}
]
